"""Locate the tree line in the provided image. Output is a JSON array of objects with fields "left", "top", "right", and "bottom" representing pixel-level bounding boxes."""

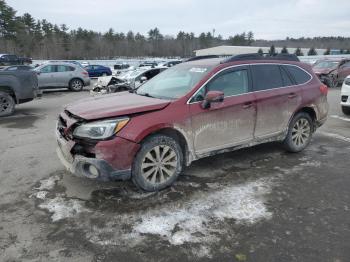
[{"left": 1, "top": 0, "right": 350, "bottom": 59}]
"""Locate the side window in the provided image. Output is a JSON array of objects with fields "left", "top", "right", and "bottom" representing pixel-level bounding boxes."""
[
  {"left": 67, "top": 66, "right": 75, "bottom": 71},
  {"left": 57, "top": 65, "right": 67, "bottom": 72},
  {"left": 341, "top": 61, "right": 350, "bottom": 68},
  {"left": 206, "top": 69, "right": 249, "bottom": 97},
  {"left": 251, "top": 65, "right": 283, "bottom": 91},
  {"left": 40, "top": 65, "right": 55, "bottom": 73},
  {"left": 280, "top": 66, "right": 294, "bottom": 86},
  {"left": 284, "top": 65, "right": 311, "bottom": 85}
]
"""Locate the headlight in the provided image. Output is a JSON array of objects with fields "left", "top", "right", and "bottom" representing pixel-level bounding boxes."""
[
  {"left": 73, "top": 118, "right": 129, "bottom": 140},
  {"left": 345, "top": 78, "right": 350, "bottom": 86}
]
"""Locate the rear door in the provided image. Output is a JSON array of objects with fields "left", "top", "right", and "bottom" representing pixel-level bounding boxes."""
[
  {"left": 189, "top": 66, "right": 256, "bottom": 156},
  {"left": 252, "top": 64, "right": 302, "bottom": 139},
  {"left": 55, "top": 65, "right": 75, "bottom": 87}
]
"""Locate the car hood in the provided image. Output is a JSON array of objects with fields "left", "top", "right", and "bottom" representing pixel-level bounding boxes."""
[
  {"left": 313, "top": 68, "right": 335, "bottom": 75},
  {"left": 65, "top": 92, "right": 170, "bottom": 120}
]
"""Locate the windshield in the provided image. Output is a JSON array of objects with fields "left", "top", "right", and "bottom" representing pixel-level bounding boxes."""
[
  {"left": 313, "top": 61, "right": 339, "bottom": 69},
  {"left": 136, "top": 64, "right": 213, "bottom": 99}
]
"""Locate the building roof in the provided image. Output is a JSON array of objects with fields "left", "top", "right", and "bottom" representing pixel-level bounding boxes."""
[{"left": 194, "top": 45, "right": 327, "bottom": 57}]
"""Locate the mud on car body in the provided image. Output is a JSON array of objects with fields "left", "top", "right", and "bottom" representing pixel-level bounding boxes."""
[{"left": 56, "top": 54, "right": 329, "bottom": 191}]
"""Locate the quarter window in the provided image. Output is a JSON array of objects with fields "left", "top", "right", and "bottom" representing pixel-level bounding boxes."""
[
  {"left": 251, "top": 64, "right": 283, "bottom": 91},
  {"left": 284, "top": 65, "right": 311, "bottom": 85}
]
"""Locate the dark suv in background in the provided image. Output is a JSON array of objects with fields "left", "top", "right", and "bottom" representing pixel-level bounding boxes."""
[{"left": 56, "top": 54, "right": 329, "bottom": 191}]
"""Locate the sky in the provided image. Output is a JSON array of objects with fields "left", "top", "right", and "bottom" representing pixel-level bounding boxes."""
[{"left": 6, "top": 0, "right": 350, "bottom": 40}]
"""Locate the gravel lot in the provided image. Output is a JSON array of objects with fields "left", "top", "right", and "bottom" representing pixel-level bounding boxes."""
[{"left": 0, "top": 85, "right": 350, "bottom": 262}]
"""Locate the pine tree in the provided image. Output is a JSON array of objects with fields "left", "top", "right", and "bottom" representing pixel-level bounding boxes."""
[
  {"left": 269, "top": 45, "right": 276, "bottom": 56},
  {"left": 294, "top": 47, "right": 304, "bottom": 56},
  {"left": 324, "top": 48, "right": 330, "bottom": 55},
  {"left": 257, "top": 48, "right": 263, "bottom": 55},
  {"left": 281, "top": 46, "right": 289, "bottom": 54},
  {"left": 307, "top": 47, "right": 317, "bottom": 56}
]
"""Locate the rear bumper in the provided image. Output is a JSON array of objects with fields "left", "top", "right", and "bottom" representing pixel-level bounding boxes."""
[{"left": 83, "top": 78, "right": 91, "bottom": 87}]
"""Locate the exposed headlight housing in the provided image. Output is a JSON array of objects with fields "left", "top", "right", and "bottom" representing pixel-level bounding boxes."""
[
  {"left": 345, "top": 78, "right": 350, "bottom": 86},
  {"left": 73, "top": 118, "right": 129, "bottom": 140}
]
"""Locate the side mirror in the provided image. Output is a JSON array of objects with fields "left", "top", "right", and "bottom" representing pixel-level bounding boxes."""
[
  {"left": 140, "top": 76, "right": 147, "bottom": 83},
  {"left": 201, "top": 90, "right": 224, "bottom": 109}
]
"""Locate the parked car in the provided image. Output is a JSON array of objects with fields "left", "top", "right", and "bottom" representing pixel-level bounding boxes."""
[
  {"left": 139, "top": 61, "right": 158, "bottom": 68},
  {"left": 341, "top": 76, "right": 350, "bottom": 115},
  {"left": 56, "top": 54, "right": 328, "bottom": 191},
  {"left": 84, "top": 65, "right": 112, "bottom": 78},
  {"left": 0, "top": 54, "right": 32, "bottom": 66},
  {"left": 49, "top": 60, "right": 83, "bottom": 68},
  {"left": 113, "top": 63, "right": 131, "bottom": 75},
  {"left": 313, "top": 58, "right": 350, "bottom": 88},
  {"left": 123, "top": 67, "right": 167, "bottom": 89},
  {"left": 160, "top": 60, "right": 182, "bottom": 67},
  {"left": 35, "top": 62, "right": 90, "bottom": 91},
  {"left": 1, "top": 65, "right": 33, "bottom": 71},
  {"left": 0, "top": 70, "right": 40, "bottom": 116}
]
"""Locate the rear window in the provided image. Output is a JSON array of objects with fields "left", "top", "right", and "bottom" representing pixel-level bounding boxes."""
[
  {"left": 284, "top": 65, "right": 311, "bottom": 85},
  {"left": 251, "top": 64, "right": 283, "bottom": 91}
]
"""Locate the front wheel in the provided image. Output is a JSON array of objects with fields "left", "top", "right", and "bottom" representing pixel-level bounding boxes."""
[
  {"left": 69, "top": 79, "right": 84, "bottom": 92},
  {"left": 342, "top": 106, "right": 350, "bottom": 115},
  {"left": 132, "top": 135, "right": 183, "bottom": 192},
  {"left": 0, "top": 91, "right": 15, "bottom": 117},
  {"left": 283, "top": 112, "right": 313, "bottom": 153}
]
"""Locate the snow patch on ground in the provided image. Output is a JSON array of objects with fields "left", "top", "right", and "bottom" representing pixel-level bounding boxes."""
[
  {"left": 39, "top": 197, "right": 88, "bottom": 222},
  {"left": 319, "top": 131, "right": 350, "bottom": 143},
  {"left": 36, "top": 175, "right": 60, "bottom": 191},
  {"left": 133, "top": 178, "right": 272, "bottom": 246},
  {"left": 33, "top": 191, "right": 48, "bottom": 200}
]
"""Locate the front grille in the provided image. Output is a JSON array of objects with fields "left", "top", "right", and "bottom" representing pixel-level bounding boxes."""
[{"left": 341, "top": 96, "right": 348, "bottom": 102}]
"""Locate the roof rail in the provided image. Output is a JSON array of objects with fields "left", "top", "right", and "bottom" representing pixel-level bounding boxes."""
[
  {"left": 221, "top": 53, "right": 300, "bottom": 63},
  {"left": 184, "top": 55, "right": 220, "bottom": 62}
]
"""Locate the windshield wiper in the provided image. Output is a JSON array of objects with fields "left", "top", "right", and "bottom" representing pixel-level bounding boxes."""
[{"left": 137, "top": 92, "right": 155, "bottom": 98}]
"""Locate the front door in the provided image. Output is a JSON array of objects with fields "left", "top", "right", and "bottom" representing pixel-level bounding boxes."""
[
  {"left": 189, "top": 66, "right": 256, "bottom": 156},
  {"left": 38, "top": 65, "right": 57, "bottom": 88}
]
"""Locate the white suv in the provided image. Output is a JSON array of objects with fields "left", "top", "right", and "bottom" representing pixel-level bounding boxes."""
[{"left": 341, "top": 76, "right": 350, "bottom": 115}]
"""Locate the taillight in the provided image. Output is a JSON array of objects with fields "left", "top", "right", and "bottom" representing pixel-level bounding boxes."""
[
  {"left": 320, "top": 84, "right": 328, "bottom": 95},
  {"left": 82, "top": 71, "right": 89, "bottom": 76}
]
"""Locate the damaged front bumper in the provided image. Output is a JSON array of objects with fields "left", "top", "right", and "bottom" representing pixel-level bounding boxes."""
[{"left": 56, "top": 131, "right": 131, "bottom": 181}]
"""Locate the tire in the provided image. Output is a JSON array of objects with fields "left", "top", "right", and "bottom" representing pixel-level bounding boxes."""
[
  {"left": 0, "top": 91, "right": 15, "bottom": 117},
  {"left": 283, "top": 112, "right": 313, "bottom": 153},
  {"left": 132, "top": 135, "right": 183, "bottom": 192},
  {"left": 342, "top": 106, "right": 350, "bottom": 115},
  {"left": 69, "top": 79, "right": 84, "bottom": 92}
]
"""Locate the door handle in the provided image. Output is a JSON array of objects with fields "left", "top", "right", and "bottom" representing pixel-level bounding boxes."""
[
  {"left": 242, "top": 102, "right": 253, "bottom": 109},
  {"left": 288, "top": 93, "right": 297, "bottom": 99}
]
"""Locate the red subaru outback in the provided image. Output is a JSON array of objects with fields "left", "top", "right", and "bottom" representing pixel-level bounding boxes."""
[{"left": 56, "top": 54, "right": 329, "bottom": 191}]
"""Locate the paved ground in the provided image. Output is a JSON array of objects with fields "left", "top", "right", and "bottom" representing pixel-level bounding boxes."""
[{"left": 0, "top": 86, "right": 350, "bottom": 262}]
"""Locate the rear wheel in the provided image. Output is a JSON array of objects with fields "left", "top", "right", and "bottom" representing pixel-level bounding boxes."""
[
  {"left": 342, "top": 106, "right": 350, "bottom": 115},
  {"left": 0, "top": 91, "right": 15, "bottom": 117},
  {"left": 283, "top": 112, "right": 313, "bottom": 153},
  {"left": 69, "top": 79, "right": 84, "bottom": 92},
  {"left": 132, "top": 135, "right": 183, "bottom": 192}
]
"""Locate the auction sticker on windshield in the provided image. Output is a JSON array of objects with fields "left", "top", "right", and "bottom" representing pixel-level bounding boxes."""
[{"left": 189, "top": 68, "right": 208, "bottom": 73}]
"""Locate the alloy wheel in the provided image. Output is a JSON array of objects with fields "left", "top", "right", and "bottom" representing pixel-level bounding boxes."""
[
  {"left": 141, "top": 145, "right": 178, "bottom": 185},
  {"left": 71, "top": 80, "right": 83, "bottom": 90},
  {"left": 0, "top": 95, "right": 11, "bottom": 113},
  {"left": 291, "top": 118, "right": 311, "bottom": 147}
]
